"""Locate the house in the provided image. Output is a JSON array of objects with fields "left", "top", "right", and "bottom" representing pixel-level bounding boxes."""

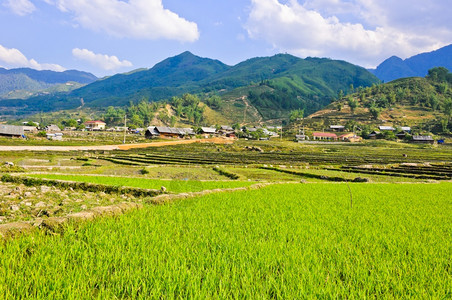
[
  {"left": 330, "top": 125, "right": 345, "bottom": 132},
  {"left": 379, "top": 126, "right": 395, "bottom": 131},
  {"left": 0, "top": 125, "right": 24, "bottom": 137},
  {"left": 63, "top": 127, "right": 77, "bottom": 131},
  {"left": 84, "top": 120, "right": 106, "bottom": 131},
  {"left": 44, "top": 124, "right": 61, "bottom": 132},
  {"left": 145, "top": 126, "right": 195, "bottom": 139},
  {"left": 411, "top": 135, "right": 434, "bottom": 144},
  {"left": 23, "top": 126, "right": 38, "bottom": 133},
  {"left": 368, "top": 131, "right": 381, "bottom": 139},
  {"left": 295, "top": 134, "right": 308, "bottom": 142},
  {"left": 46, "top": 132, "right": 63, "bottom": 141},
  {"left": 339, "top": 133, "right": 362, "bottom": 142},
  {"left": 396, "top": 131, "right": 409, "bottom": 139},
  {"left": 400, "top": 126, "right": 411, "bottom": 133},
  {"left": 219, "top": 125, "right": 235, "bottom": 137},
  {"left": 200, "top": 127, "right": 217, "bottom": 135},
  {"left": 312, "top": 132, "right": 337, "bottom": 140}
]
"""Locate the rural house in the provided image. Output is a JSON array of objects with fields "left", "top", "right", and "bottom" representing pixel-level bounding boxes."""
[
  {"left": 339, "top": 133, "right": 362, "bottom": 142},
  {"left": 368, "top": 131, "right": 381, "bottom": 139},
  {"left": 44, "top": 124, "right": 61, "bottom": 132},
  {"left": 411, "top": 135, "right": 434, "bottom": 144},
  {"left": 378, "top": 126, "right": 395, "bottom": 131},
  {"left": 0, "top": 125, "right": 24, "bottom": 138},
  {"left": 46, "top": 132, "right": 63, "bottom": 141},
  {"left": 312, "top": 132, "right": 337, "bottom": 140},
  {"left": 145, "top": 126, "right": 195, "bottom": 139},
  {"left": 330, "top": 125, "right": 345, "bottom": 132},
  {"left": 84, "top": 120, "right": 106, "bottom": 131}
]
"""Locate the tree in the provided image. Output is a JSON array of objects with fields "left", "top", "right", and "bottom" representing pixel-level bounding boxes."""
[
  {"left": 347, "top": 97, "right": 358, "bottom": 114},
  {"left": 289, "top": 109, "right": 304, "bottom": 123},
  {"left": 369, "top": 106, "right": 381, "bottom": 120},
  {"left": 62, "top": 119, "right": 78, "bottom": 128},
  {"left": 205, "top": 95, "right": 223, "bottom": 109},
  {"left": 442, "top": 98, "right": 452, "bottom": 121}
]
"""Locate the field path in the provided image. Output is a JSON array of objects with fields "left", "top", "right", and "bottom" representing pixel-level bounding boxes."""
[{"left": 0, "top": 138, "right": 234, "bottom": 152}]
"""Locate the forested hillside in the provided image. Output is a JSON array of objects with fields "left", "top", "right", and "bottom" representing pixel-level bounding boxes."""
[
  {"left": 307, "top": 67, "right": 452, "bottom": 134},
  {"left": 0, "top": 52, "right": 379, "bottom": 121}
]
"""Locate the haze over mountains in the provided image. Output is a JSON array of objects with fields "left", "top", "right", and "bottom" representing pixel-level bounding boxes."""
[{"left": 370, "top": 44, "right": 452, "bottom": 82}]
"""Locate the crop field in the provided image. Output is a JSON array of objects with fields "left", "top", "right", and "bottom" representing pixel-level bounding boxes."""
[
  {"left": 1, "top": 183, "right": 451, "bottom": 298},
  {"left": 26, "top": 174, "right": 256, "bottom": 193}
]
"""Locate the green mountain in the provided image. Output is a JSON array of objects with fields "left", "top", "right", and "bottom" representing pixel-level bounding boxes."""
[
  {"left": 0, "top": 52, "right": 379, "bottom": 120},
  {"left": 370, "top": 44, "right": 452, "bottom": 82},
  {"left": 0, "top": 67, "right": 97, "bottom": 99},
  {"left": 306, "top": 67, "right": 452, "bottom": 134}
]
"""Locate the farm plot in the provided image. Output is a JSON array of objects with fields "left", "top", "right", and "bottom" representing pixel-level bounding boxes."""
[
  {"left": 25, "top": 174, "right": 256, "bottom": 193},
  {"left": 0, "top": 183, "right": 450, "bottom": 298}
]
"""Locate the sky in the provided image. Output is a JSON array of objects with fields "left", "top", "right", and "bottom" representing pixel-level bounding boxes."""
[{"left": 0, "top": 0, "right": 451, "bottom": 77}]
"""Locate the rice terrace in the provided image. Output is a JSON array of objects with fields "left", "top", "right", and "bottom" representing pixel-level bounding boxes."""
[{"left": 0, "top": 138, "right": 451, "bottom": 298}]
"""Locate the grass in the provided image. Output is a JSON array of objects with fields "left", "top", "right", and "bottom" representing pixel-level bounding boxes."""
[
  {"left": 0, "top": 183, "right": 450, "bottom": 298},
  {"left": 26, "top": 174, "right": 256, "bottom": 193}
]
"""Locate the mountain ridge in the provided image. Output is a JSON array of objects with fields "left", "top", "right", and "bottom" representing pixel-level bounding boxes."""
[{"left": 370, "top": 44, "right": 452, "bottom": 82}]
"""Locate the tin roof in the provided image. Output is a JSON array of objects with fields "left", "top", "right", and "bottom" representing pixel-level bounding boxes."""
[{"left": 0, "top": 125, "right": 24, "bottom": 136}]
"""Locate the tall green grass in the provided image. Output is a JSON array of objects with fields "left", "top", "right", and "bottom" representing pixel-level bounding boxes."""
[
  {"left": 1, "top": 183, "right": 451, "bottom": 298},
  {"left": 26, "top": 174, "right": 255, "bottom": 193}
]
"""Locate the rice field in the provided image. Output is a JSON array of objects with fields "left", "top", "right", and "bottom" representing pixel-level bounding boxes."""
[
  {"left": 1, "top": 183, "right": 451, "bottom": 298},
  {"left": 26, "top": 174, "right": 256, "bottom": 193}
]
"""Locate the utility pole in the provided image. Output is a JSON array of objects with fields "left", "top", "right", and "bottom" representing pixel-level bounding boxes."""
[
  {"left": 280, "top": 122, "right": 283, "bottom": 141},
  {"left": 123, "top": 115, "right": 127, "bottom": 144}
]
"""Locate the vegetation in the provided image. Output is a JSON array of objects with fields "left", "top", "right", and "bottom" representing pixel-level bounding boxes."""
[
  {"left": 0, "top": 52, "right": 379, "bottom": 120},
  {"left": 25, "top": 174, "right": 255, "bottom": 193},
  {"left": 1, "top": 183, "right": 450, "bottom": 298}
]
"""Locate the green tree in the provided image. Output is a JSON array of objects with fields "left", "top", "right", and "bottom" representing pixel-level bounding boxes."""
[
  {"left": 347, "top": 97, "right": 358, "bottom": 114},
  {"left": 289, "top": 109, "right": 304, "bottom": 123},
  {"left": 369, "top": 106, "right": 381, "bottom": 120}
]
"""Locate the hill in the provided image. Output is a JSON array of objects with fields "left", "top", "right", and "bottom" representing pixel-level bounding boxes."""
[
  {"left": 305, "top": 67, "right": 452, "bottom": 134},
  {"left": 370, "top": 44, "right": 452, "bottom": 82},
  {"left": 0, "top": 68, "right": 97, "bottom": 99},
  {"left": 0, "top": 52, "right": 379, "bottom": 122}
]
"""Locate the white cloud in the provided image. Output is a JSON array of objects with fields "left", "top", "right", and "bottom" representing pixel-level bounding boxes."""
[
  {"left": 0, "top": 44, "right": 65, "bottom": 71},
  {"left": 245, "top": 0, "right": 452, "bottom": 67},
  {"left": 47, "top": 0, "right": 199, "bottom": 42},
  {"left": 72, "top": 48, "right": 133, "bottom": 71},
  {"left": 3, "top": 0, "right": 36, "bottom": 16}
]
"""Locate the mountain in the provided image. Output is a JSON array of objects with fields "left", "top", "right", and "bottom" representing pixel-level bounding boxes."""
[
  {"left": 68, "top": 51, "right": 230, "bottom": 106},
  {"left": 370, "top": 44, "right": 452, "bottom": 82},
  {"left": 0, "top": 68, "right": 97, "bottom": 98},
  {"left": 0, "top": 52, "right": 380, "bottom": 120},
  {"left": 305, "top": 67, "right": 452, "bottom": 134}
]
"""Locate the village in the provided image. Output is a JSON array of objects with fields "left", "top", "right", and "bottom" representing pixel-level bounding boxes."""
[{"left": 0, "top": 119, "right": 440, "bottom": 145}]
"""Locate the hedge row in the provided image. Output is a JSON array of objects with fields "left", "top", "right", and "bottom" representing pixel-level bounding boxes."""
[
  {"left": 338, "top": 168, "right": 449, "bottom": 180},
  {"left": 260, "top": 167, "right": 354, "bottom": 182},
  {"left": 0, "top": 174, "right": 163, "bottom": 197},
  {"left": 212, "top": 167, "right": 240, "bottom": 180}
]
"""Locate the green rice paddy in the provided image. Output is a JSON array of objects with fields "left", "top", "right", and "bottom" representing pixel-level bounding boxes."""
[
  {"left": 1, "top": 183, "right": 451, "bottom": 298},
  {"left": 26, "top": 174, "right": 256, "bottom": 193}
]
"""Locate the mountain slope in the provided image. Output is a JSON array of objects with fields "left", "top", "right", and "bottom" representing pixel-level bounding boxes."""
[
  {"left": 0, "top": 68, "right": 97, "bottom": 98},
  {"left": 0, "top": 52, "right": 380, "bottom": 120},
  {"left": 69, "top": 51, "right": 230, "bottom": 106},
  {"left": 370, "top": 44, "right": 452, "bottom": 82},
  {"left": 306, "top": 69, "right": 452, "bottom": 134}
]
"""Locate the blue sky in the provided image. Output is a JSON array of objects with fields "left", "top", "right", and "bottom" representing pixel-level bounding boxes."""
[{"left": 0, "top": 0, "right": 451, "bottom": 77}]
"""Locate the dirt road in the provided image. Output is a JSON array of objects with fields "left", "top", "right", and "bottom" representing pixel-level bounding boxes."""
[{"left": 0, "top": 138, "right": 234, "bottom": 152}]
